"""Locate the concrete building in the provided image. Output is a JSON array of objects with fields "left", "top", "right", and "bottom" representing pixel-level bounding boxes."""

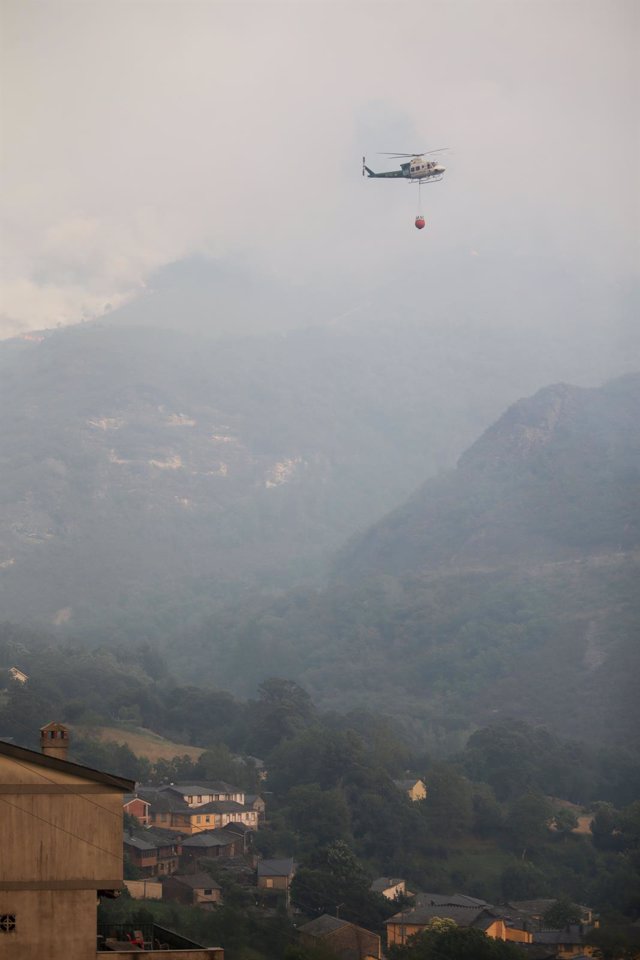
[
  {"left": 0, "top": 723, "right": 224, "bottom": 960},
  {"left": 0, "top": 723, "right": 134, "bottom": 960}
]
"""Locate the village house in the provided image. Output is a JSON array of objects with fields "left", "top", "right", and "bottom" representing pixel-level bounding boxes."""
[
  {"left": 123, "top": 792, "right": 150, "bottom": 825},
  {"left": 0, "top": 723, "right": 223, "bottom": 959},
  {"left": 124, "top": 829, "right": 181, "bottom": 876},
  {"left": 298, "top": 914, "right": 382, "bottom": 960},
  {"left": 507, "top": 900, "right": 597, "bottom": 928},
  {"left": 180, "top": 829, "right": 243, "bottom": 863},
  {"left": 393, "top": 778, "right": 427, "bottom": 801},
  {"left": 221, "top": 820, "right": 255, "bottom": 854},
  {"left": 156, "top": 781, "right": 245, "bottom": 806},
  {"left": 256, "top": 858, "right": 296, "bottom": 892},
  {"left": 244, "top": 793, "right": 266, "bottom": 822},
  {"left": 136, "top": 783, "right": 259, "bottom": 834},
  {"left": 370, "top": 876, "right": 408, "bottom": 900},
  {"left": 532, "top": 927, "right": 596, "bottom": 958},
  {"left": 162, "top": 872, "right": 222, "bottom": 909},
  {"left": 385, "top": 893, "right": 533, "bottom": 948}
]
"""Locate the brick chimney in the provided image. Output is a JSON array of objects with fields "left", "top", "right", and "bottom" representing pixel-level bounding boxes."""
[{"left": 40, "top": 721, "right": 70, "bottom": 760}]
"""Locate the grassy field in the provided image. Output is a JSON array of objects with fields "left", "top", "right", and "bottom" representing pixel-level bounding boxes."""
[{"left": 76, "top": 725, "right": 205, "bottom": 762}]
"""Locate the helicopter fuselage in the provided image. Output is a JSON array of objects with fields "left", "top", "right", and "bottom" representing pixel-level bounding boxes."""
[
  {"left": 404, "top": 157, "right": 446, "bottom": 180},
  {"left": 363, "top": 155, "right": 445, "bottom": 182}
]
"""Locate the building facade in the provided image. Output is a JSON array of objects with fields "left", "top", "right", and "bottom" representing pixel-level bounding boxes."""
[{"left": 0, "top": 725, "right": 134, "bottom": 960}]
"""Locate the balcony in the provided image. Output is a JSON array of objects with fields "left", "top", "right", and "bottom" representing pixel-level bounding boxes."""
[{"left": 97, "top": 921, "right": 223, "bottom": 958}]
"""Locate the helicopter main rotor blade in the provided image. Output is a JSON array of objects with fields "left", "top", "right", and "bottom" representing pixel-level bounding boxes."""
[{"left": 378, "top": 148, "right": 450, "bottom": 158}]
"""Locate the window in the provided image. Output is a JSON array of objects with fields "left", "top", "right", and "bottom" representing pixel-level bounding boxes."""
[
  {"left": 265, "top": 879, "right": 273, "bottom": 888},
  {"left": 0, "top": 916, "right": 16, "bottom": 933},
  {"left": 205, "top": 816, "right": 210, "bottom": 823},
  {"left": 204, "top": 889, "right": 212, "bottom": 896},
  {"left": 196, "top": 816, "right": 201, "bottom": 823}
]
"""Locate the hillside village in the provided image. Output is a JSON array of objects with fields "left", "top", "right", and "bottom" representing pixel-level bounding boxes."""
[
  {"left": 121, "top": 777, "right": 606, "bottom": 958},
  {"left": 2, "top": 721, "right": 637, "bottom": 960}
]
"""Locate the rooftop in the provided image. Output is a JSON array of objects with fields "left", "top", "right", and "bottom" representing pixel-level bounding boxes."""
[
  {"left": 168, "top": 872, "right": 220, "bottom": 890},
  {"left": 257, "top": 858, "right": 295, "bottom": 877},
  {"left": 0, "top": 738, "right": 134, "bottom": 792},
  {"left": 299, "top": 914, "right": 349, "bottom": 936},
  {"left": 387, "top": 904, "right": 489, "bottom": 928},
  {"left": 181, "top": 830, "right": 236, "bottom": 848},
  {"left": 371, "top": 876, "right": 405, "bottom": 892}
]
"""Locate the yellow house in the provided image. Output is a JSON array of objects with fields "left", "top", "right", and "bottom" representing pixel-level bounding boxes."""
[
  {"left": 140, "top": 783, "right": 259, "bottom": 835},
  {"left": 393, "top": 778, "right": 427, "bottom": 801},
  {"left": 144, "top": 792, "right": 258, "bottom": 835},
  {"left": 533, "top": 927, "right": 596, "bottom": 957},
  {"left": 370, "top": 877, "right": 408, "bottom": 900},
  {"left": 385, "top": 900, "right": 532, "bottom": 948}
]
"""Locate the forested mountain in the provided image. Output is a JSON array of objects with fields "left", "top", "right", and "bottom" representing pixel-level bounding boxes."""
[
  {"left": 336, "top": 373, "right": 640, "bottom": 577},
  {"left": 1, "top": 295, "right": 625, "bottom": 634},
  {"left": 174, "top": 375, "right": 640, "bottom": 750}
]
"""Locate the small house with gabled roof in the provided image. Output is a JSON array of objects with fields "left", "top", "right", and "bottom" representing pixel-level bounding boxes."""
[
  {"left": 257, "top": 858, "right": 296, "bottom": 891},
  {"left": 162, "top": 871, "right": 222, "bottom": 908},
  {"left": 370, "top": 876, "right": 407, "bottom": 900},
  {"left": 386, "top": 894, "right": 533, "bottom": 948},
  {"left": 180, "top": 829, "right": 242, "bottom": 862},
  {"left": 298, "top": 914, "right": 382, "bottom": 959},
  {"left": 393, "top": 778, "right": 427, "bottom": 801}
]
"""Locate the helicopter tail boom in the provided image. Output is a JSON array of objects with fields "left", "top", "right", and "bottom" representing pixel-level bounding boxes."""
[{"left": 363, "top": 164, "right": 405, "bottom": 178}]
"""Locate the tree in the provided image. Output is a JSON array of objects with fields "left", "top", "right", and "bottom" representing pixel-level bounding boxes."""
[
  {"left": 291, "top": 842, "right": 391, "bottom": 930},
  {"left": 500, "top": 861, "right": 548, "bottom": 899},
  {"left": 287, "top": 784, "right": 352, "bottom": 845},
  {"left": 249, "top": 678, "right": 315, "bottom": 754},
  {"left": 463, "top": 722, "right": 539, "bottom": 800},
  {"left": 504, "top": 793, "right": 553, "bottom": 855},
  {"left": 543, "top": 897, "right": 582, "bottom": 928},
  {"left": 472, "top": 786, "right": 504, "bottom": 837},
  {"left": 423, "top": 764, "right": 473, "bottom": 837},
  {"left": 268, "top": 725, "right": 367, "bottom": 793},
  {"left": 551, "top": 807, "right": 579, "bottom": 838},
  {"left": 198, "top": 743, "right": 259, "bottom": 790},
  {"left": 389, "top": 926, "right": 525, "bottom": 959},
  {"left": 590, "top": 802, "right": 622, "bottom": 851},
  {"left": 585, "top": 926, "right": 638, "bottom": 960}
]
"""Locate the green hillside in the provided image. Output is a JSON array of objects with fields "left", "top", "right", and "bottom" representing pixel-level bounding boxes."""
[{"left": 172, "top": 375, "right": 640, "bottom": 750}]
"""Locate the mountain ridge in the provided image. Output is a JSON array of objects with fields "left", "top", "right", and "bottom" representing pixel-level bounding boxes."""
[
  {"left": 3, "top": 316, "right": 626, "bottom": 632},
  {"left": 334, "top": 373, "right": 640, "bottom": 581},
  {"left": 168, "top": 373, "right": 640, "bottom": 750}
]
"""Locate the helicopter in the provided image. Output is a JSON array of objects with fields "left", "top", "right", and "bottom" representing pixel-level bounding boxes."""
[
  {"left": 362, "top": 150, "right": 447, "bottom": 184},
  {"left": 363, "top": 150, "right": 447, "bottom": 229}
]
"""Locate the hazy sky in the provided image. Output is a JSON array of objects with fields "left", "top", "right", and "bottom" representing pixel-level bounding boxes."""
[{"left": 1, "top": 0, "right": 638, "bottom": 337}]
